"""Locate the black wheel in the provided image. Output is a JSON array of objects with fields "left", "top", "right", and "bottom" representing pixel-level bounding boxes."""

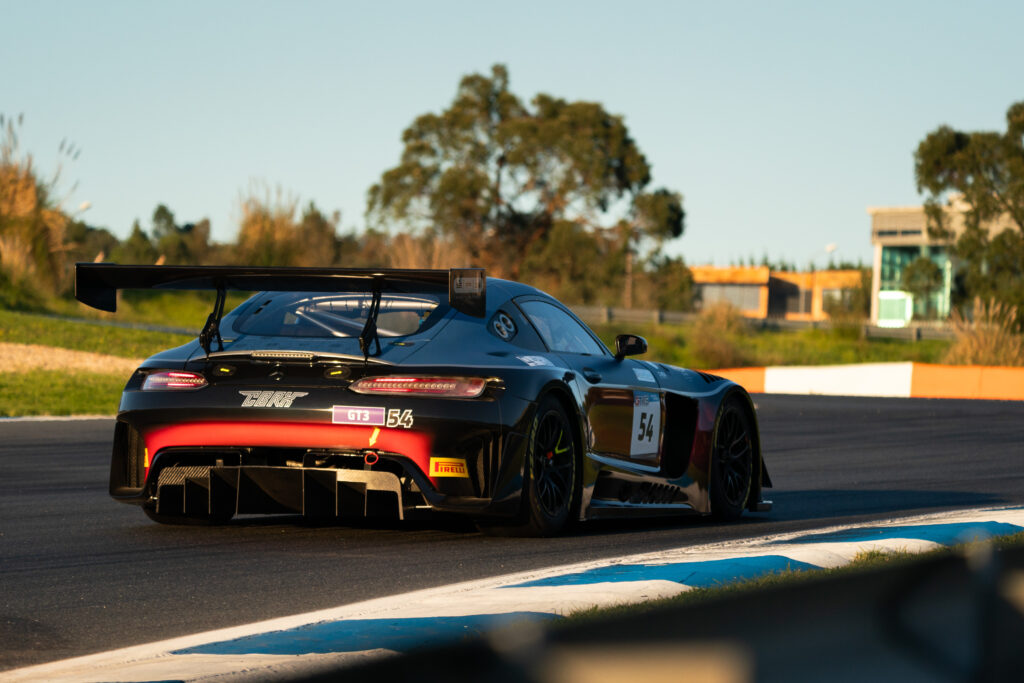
[
  {"left": 709, "top": 394, "right": 754, "bottom": 521},
  {"left": 478, "top": 395, "right": 579, "bottom": 537},
  {"left": 143, "top": 506, "right": 233, "bottom": 526}
]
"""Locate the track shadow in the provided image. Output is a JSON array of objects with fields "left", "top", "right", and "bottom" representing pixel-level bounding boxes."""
[
  {"left": 134, "top": 489, "right": 1010, "bottom": 540},
  {"left": 564, "top": 489, "right": 1010, "bottom": 539},
  {"left": 767, "top": 489, "right": 1008, "bottom": 521}
]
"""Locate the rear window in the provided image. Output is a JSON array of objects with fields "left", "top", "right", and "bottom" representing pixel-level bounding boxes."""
[{"left": 233, "top": 292, "right": 446, "bottom": 338}]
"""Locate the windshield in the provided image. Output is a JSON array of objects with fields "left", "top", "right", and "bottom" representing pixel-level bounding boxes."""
[{"left": 233, "top": 291, "right": 446, "bottom": 338}]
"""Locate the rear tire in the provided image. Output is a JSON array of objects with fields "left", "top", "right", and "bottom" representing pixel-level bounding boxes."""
[
  {"left": 478, "top": 395, "right": 579, "bottom": 537},
  {"left": 709, "top": 394, "right": 754, "bottom": 521}
]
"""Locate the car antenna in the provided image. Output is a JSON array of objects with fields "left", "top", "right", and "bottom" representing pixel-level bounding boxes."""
[
  {"left": 199, "top": 283, "right": 227, "bottom": 358},
  {"left": 358, "top": 278, "right": 383, "bottom": 363}
]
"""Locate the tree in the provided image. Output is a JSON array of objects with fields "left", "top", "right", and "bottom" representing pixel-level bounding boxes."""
[
  {"left": 914, "top": 101, "right": 1024, "bottom": 320},
  {"left": 295, "top": 202, "right": 342, "bottom": 267},
  {"left": 520, "top": 221, "right": 621, "bottom": 304},
  {"left": 643, "top": 255, "right": 695, "bottom": 312},
  {"left": 902, "top": 256, "right": 943, "bottom": 319},
  {"left": 367, "top": 65, "right": 684, "bottom": 279},
  {"left": 65, "top": 219, "right": 119, "bottom": 263},
  {"left": 146, "top": 204, "right": 213, "bottom": 265},
  {"left": 111, "top": 221, "right": 158, "bottom": 264}
]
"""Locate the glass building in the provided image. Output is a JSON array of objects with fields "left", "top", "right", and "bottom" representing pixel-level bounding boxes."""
[{"left": 868, "top": 205, "right": 957, "bottom": 327}]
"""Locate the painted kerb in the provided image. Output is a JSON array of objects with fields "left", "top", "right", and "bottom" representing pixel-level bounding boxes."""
[{"left": 712, "top": 362, "right": 1024, "bottom": 401}]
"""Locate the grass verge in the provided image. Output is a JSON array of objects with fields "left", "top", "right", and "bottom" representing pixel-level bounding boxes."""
[
  {"left": 562, "top": 531, "right": 1024, "bottom": 624},
  {"left": 0, "top": 370, "right": 126, "bottom": 416},
  {"left": 589, "top": 321, "right": 950, "bottom": 368},
  {"left": 0, "top": 309, "right": 193, "bottom": 359},
  {"left": 41, "top": 290, "right": 250, "bottom": 330}
]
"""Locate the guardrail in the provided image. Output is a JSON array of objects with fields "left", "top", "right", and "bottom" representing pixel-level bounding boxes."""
[{"left": 569, "top": 305, "right": 955, "bottom": 341}]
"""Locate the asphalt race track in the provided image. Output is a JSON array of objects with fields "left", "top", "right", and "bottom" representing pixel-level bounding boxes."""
[{"left": 2, "top": 395, "right": 1023, "bottom": 671}]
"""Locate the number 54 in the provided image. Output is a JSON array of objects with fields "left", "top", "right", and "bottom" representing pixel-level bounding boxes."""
[{"left": 637, "top": 413, "right": 654, "bottom": 441}]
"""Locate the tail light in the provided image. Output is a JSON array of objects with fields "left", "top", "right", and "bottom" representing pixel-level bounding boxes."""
[
  {"left": 350, "top": 376, "right": 486, "bottom": 398},
  {"left": 141, "top": 371, "right": 208, "bottom": 390}
]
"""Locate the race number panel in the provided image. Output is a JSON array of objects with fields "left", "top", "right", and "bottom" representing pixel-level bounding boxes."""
[{"left": 630, "top": 391, "right": 661, "bottom": 458}]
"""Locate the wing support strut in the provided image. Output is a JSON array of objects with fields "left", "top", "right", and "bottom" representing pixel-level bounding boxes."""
[
  {"left": 199, "top": 283, "right": 227, "bottom": 357},
  {"left": 358, "top": 278, "right": 383, "bottom": 361}
]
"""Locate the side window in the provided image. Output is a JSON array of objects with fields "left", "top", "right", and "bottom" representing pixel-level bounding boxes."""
[{"left": 518, "top": 300, "right": 607, "bottom": 356}]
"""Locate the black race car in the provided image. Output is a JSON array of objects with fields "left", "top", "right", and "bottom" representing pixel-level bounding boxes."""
[{"left": 76, "top": 264, "right": 771, "bottom": 536}]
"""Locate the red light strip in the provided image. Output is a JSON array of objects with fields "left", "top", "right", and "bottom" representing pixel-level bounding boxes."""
[{"left": 141, "top": 421, "right": 434, "bottom": 483}]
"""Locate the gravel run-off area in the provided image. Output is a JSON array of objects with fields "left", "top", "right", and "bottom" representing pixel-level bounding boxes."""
[{"left": 0, "top": 343, "right": 142, "bottom": 375}]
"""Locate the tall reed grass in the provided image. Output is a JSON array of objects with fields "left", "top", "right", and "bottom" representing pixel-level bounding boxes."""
[{"left": 944, "top": 297, "right": 1024, "bottom": 366}]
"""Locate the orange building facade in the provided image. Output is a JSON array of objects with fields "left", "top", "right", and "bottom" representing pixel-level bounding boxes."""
[{"left": 690, "top": 265, "right": 863, "bottom": 321}]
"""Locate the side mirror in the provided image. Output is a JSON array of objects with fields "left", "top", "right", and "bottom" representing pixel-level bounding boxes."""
[{"left": 614, "top": 334, "right": 648, "bottom": 360}]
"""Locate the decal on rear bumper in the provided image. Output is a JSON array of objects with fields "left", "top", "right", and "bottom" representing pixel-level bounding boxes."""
[
  {"left": 333, "top": 406, "right": 414, "bottom": 429},
  {"left": 239, "top": 391, "right": 309, "bottom": 408},
  {"left": 429, "top": 457, "right": 469, "bottom": 478}
]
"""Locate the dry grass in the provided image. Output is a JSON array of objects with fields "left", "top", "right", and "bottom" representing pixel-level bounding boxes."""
[
  {"left": 0, "top": 342, "right": 141, "bottom": 374},
  {"left": 0, "top": 115, "right": 74, "bottom": 292},
  {"left": 944, "top": 297, "right": 1024, "bottom": 366},
  {"left": 386, "top": 232, "right": 473, "bottom": 269}
]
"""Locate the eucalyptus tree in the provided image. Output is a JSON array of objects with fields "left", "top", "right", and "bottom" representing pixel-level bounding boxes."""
[
  {"left": 367, "top": 65, "right": 684, "bottom": 300},
  {"left": 915, "top": 101, "right": 1024, "bottom": 320}
]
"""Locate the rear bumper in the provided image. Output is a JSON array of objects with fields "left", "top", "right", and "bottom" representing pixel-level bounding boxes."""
[{"left": 110, "top": 398, "right": 535, "bottom": 519}]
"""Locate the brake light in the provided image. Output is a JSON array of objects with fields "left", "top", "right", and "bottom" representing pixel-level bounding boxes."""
[
  {"left": 141, "top": 371, "right": 208, "bottom": 390},
  {"left": 350, "top": 376, "right": 486, "bottom": 398}
]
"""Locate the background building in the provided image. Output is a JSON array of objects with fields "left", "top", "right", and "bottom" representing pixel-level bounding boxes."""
[
  {"left": 691, "top": 266, "right": 862, "bottom": 322},
  {"left": 868, "top": 199, "right": 1014, "bottom": 327}
]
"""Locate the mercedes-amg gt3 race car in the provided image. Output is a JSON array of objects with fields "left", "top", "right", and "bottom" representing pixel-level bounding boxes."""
[{"left": 76, "top": 264, "right": 771, "bottom": 536}]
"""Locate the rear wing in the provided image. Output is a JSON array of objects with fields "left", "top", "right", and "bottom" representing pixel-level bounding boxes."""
[
  {"left": 75, "top": 263, "right": 486, "bottom": 358},
  {"left": 74, "top": 264, "right": 486, "bottom": 317}
]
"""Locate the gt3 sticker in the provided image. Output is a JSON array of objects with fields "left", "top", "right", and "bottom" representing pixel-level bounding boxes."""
[
  {"left": 630, "top": 390, "right": 660, "bottom": 457},
  {"left": 516, "top": 355, "right": 553, "bottom": 367},
  {"left": 332, "top": 406, "right": 414, "bottom": 429},
  {"left": 429, "top": 457, "right": 469, "bottom": 478},
  {"left": 333, "top": 406, "right": 386, "bottom": 425},
  {"left": 239, "top": 390, "right": 308, "bottom": 408}
]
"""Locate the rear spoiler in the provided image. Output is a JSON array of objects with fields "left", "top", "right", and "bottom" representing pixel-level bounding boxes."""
[
  {"left": 74, "top": 263, "right": 486, "bottom": 317},
  {"left": 75, "top": 263, "right": 486, "bottom": 358}
]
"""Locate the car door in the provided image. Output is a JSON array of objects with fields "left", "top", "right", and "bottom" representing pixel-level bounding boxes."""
[{"left": 515, "top": 297, "right": 664, "bottom": 469}]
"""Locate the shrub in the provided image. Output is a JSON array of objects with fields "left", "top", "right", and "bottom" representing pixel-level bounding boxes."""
[
  {"left": 690, "top": 302, "right": 753, "bottom": 368},
  {"left": 943, "top": 297, "right": 1024, "bottom": 367},
  {"left": 0, "top": 268, "right": 46, "bottom": 311}
]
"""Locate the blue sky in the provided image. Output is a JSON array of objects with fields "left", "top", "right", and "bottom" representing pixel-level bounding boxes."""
[{"left": 5, "top": 0, "right": 1022, "bottom": 268}]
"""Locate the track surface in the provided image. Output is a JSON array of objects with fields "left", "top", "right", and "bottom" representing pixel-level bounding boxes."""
[{"left": 2, "top": 395, "right": 1023, "bottom": 671}]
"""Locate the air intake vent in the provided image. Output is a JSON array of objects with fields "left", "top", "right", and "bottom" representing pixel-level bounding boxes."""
[
  {"left": 696, "top": 371, "right": 724, "bottom": 384},
  {"left": 111, "top": 421, "right": 146, "bottom": 491},
  {"left": 251, "top": 351, "right": 316, "bottom": 360}
]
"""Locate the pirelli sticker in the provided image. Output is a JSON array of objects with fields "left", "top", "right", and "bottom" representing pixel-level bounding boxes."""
[{"left": 429, "top": 457, "right": 469, "bottom": 478}]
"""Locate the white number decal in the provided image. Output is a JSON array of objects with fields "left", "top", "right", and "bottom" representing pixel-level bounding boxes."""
[
  {"left": 630, "top": 391, "right": 660, "bottom": 458},
  {"left": 386, "top": 408, "right": 414, "bottom": 429}
]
